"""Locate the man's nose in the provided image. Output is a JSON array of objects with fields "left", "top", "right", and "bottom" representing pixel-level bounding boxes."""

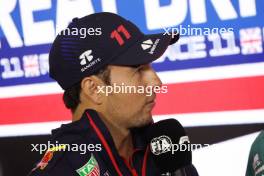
[{"left": 148, "top": 67, "right": 162, "bottom": 88}]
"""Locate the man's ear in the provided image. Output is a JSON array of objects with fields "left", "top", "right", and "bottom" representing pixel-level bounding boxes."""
[{"left": 81, "top": 76, "right": 104, "bottom": 104}]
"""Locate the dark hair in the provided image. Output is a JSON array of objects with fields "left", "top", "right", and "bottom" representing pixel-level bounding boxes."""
[{"left": 63, "top": 66, "right": 111, "bottom": 113}]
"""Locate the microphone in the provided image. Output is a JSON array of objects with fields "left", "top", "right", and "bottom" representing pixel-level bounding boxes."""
[{"left": 145, "top": 119, "right": 199, "bottom": 176}]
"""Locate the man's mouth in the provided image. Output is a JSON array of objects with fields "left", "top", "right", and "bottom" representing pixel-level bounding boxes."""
[{"left": 146, "top": 99, "right": 156, "bottom": 108}]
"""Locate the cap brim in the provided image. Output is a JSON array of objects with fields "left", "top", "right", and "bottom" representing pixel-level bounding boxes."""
[{"left": 111, "top": 32, "right": 179, "bottom": 66}]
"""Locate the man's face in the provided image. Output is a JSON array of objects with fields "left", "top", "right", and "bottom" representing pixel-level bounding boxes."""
[{"left": 103, "top": 64, "right": 162, "bottom": 129}]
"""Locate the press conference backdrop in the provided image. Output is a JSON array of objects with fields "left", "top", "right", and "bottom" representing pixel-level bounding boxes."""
[{"left": 0, "top": 0, "right": 263, "bottom": 176}]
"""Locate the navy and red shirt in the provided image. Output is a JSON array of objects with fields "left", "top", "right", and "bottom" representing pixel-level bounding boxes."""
[{"left": 28, "top": 109, "right": 161, "bottom": 176}]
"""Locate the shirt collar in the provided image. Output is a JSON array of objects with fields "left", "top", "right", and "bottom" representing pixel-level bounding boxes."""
[{"left": 84, "top": 109, "right": 149, "bottom": 150}]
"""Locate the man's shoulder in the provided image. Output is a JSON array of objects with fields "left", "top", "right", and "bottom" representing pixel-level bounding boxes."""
[
  {"left": 28, "top": 141, "right": 100, "bottom": 176},
  {"left": 28, "top": 118, "right": 96, "bottom": 176},
  {"left": 28, "top": 145, "right": 69, "bottom": 176}
]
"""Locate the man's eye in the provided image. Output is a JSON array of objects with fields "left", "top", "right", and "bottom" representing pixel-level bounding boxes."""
[
  {"left": 137, "top": 66, "right": 145, "bottom": 72},
  {"left": 131, "top": 65, "right": 141, "bottom": 69},
  {"left": 131, "top": 65, "right": 143, "bottom": 71},
  {"left": 131, "top": 64, "right": 148, "bottom": 74}
]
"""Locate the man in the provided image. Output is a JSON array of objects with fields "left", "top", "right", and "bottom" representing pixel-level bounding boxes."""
[
  {"left": 29, "top": 12, "right": 179, "bottom": 175},
  {"left": 246, "top": 130, "right": 264, "bottom": 176}
]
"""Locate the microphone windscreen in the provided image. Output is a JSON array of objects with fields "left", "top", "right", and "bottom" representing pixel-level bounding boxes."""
[{"left": 145, "top": 119, "right": 192, "bottom": 172}]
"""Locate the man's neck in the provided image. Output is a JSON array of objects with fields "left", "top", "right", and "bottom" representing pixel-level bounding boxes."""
[
  {"left": 97, "top": 111, "right": 134, "bottom": 161},
  {"left": 112, "top": 127, "right": 134, "bottom": 161},
  {"left": 73, "top": 107, "right": 134, "bottom": 161}
]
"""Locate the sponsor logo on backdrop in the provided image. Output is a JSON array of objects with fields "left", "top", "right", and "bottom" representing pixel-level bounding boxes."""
[
  {"left": 155, "top": 27, "right": 264, "bottom": 63},
  {"left": 0, "top": 0, "right": 263, "bottom": 85},
  {"left": 0, "top": 53, "right": 49, "bottom": 80}
]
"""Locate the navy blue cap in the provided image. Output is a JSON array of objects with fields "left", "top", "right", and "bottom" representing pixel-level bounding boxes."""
[{"left": 49, "top": 12, "right": 179, "bottom": 90}]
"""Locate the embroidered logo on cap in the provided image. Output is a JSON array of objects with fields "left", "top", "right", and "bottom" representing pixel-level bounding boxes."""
[
  {"left": 79, "top": 50, "right": 94, "bottom": 65},
  {"left": 141, "top": 39, "right": 153, "bottom": 50},
  {"left": 79, "top": 50, "right": 101, "bottom": 72},
  {"left": 141, "top": 39, "right": 160, "bottom": 54}
]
